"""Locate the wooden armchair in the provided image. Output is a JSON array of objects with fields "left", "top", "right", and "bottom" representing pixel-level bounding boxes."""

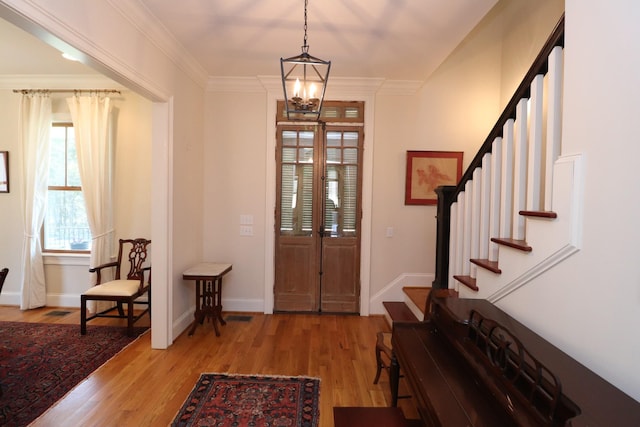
[{"left": 81, "top": 238, "right": 151, "bottom": 336}]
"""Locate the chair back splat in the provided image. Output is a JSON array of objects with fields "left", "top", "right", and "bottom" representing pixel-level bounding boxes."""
[{"left": 122, "top": 239, "right": 150, "bottom": 281}]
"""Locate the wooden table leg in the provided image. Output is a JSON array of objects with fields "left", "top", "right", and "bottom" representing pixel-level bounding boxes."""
[
  {"left": 205, "top": 278, "right": 216, "bottom": 336},
  {"left": 188, "top": 280, "right": 204, "bottom": 336},
  {"left": 187, "top": 275, "right": 227, "bottom": 337},
  {"left": 215, "top": 277, "right": 226, "bottom": 327}
]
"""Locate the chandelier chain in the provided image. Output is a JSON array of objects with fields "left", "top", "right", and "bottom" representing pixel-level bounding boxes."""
[{"left": 303, "top": 0, "right": 309, "bottom": 51}]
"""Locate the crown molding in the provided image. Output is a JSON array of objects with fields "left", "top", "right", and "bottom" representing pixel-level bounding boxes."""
[
  {"left": 106, "top": 0, "right": 208, "bottom": 89},
  {"left": 325, "top": 77, "right": 386, "bottom": 98}
]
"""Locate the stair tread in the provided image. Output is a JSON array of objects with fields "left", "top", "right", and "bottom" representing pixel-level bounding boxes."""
[
  {"left": 453, "top": 275, "right": 478, "bottom": 291},
  {"left": 402, "top": 287, "right": 431, "bottom": 313},
  {"left": 382, "top": 301, "right": 419, "bottom": 323},
  {"left": 470, "top": 259, "right": 502, "bottom": 274},
  {"left": 490, "top": 237, "right": 533, "bottom": 252},
  {"left": 519, "top": 210, "right": 558, "bottom": 219}
]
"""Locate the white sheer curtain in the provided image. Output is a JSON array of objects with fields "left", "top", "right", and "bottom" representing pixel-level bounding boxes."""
[
  {"left": 67, "top": 95, "right": 114, "bottom": 293},
  {"left": 19, "top": 93, "right": 52, "bottom": 309}
]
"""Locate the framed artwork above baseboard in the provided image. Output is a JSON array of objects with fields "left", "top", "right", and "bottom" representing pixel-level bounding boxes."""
[{"left": 405, "top": 150, "right": 462, "bottom": 205}]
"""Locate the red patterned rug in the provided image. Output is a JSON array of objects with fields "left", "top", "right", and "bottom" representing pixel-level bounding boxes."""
[
  {"left": 0, "top": 321, "right": 147, "bottom": 427},
  {"left": 171, "top": 373, "right": 320, "bottom": 427}
]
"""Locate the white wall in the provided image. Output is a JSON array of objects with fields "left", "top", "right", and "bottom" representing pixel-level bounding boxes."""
[
  {"left": 498, "top": 0, "right": 568, "bottom": 107},
  {"left": 203, "top": 89, "right": 267, "bottom": 311},
  {"left": 168, "top": 78, "right": 206, "bottom": 335},
  {"left": 496, "top": 0, "right": 640, "bottom": 403},
  {"left": 0, "top": 88, "right": 23, "bottom": 300},
  {"left": 370, "top": 94, "right": 432, "bottom": 298}
]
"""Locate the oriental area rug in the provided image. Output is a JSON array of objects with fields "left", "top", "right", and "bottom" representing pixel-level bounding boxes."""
[
  {"left": 171, "top": 373, "right": 321, "bottom": 427},
  {"left": 0, "top": 321, "right": 148, "bottom": 427}
]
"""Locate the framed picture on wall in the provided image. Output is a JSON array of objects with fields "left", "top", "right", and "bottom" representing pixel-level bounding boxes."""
[
  {"left": 405, "top": 150, "right": 463, "bottom": 205},
  {"left": 0, "top": 151, "right": 8, "bottom": 193}
]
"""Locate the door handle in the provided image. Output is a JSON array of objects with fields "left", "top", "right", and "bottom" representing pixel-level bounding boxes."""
[{"left": 317, "top": 228, "right": 330, "bottom": 237}]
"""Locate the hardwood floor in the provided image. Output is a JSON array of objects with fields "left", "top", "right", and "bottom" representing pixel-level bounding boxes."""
[{"left": 1, "top": 306, "right": 417, "bottom": 426}]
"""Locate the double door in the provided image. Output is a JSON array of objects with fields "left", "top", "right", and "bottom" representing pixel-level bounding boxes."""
[{"left": 274, "top": 122, "right": 363, "bottom": 313}]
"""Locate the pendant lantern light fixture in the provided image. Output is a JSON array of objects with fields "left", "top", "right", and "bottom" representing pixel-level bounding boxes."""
[{"left": 280, "top": 0, "right": 331, "bottom": 120}]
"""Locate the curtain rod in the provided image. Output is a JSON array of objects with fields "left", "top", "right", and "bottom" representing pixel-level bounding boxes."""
[{"left": 12, "top": 89, "right": 121, "bottom": 95}]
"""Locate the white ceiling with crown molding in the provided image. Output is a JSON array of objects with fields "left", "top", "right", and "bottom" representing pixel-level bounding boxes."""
[
  {"left": 0, "top": 0, "right": 498, "bottom": 83},
  {"left": 138, "top": 0, "right": 497, "bottom": 80}
]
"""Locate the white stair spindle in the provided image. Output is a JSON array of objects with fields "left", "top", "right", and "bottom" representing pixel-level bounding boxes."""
[
  {"left": 500, "top": 119, "right": 514, "bottom": 238},
  {"left": 527, "top": 74, "right": 544, "bottom": 211},
  {"left": 448, "top": 201, "right": 458, "bottom": 290},
  {"left": 470, "top": 167, "right": 482, "bottom": 278},
  {"left": 454, "top": 191, "right": 465, "bottom": 288},
  {"left": 479, "top": 155, "right": 491, "bottom": 261},
  {"left": 462, "top": 180, "right": 473, "bottom": 276},
  {"left": 513, "top": 99, "right": 528, "bottom": 240},
  {"left": 489, "top": 137, "right": 502, "bottom": 261},
  {"left": 545, "top": 46, "right": 564, "bottom": 211}
]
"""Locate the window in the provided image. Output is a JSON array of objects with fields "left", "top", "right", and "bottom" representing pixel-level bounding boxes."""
[
  {"left": 279, "top": 129, "right": 315, "bottom": 235},
  {"left": 43, "top": 123, "right": 91, "bottom": 252}
]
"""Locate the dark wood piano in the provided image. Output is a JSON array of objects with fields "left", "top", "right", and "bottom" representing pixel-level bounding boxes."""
[{"left": 390, "top": 294, "right": 640, "bottom": 426}]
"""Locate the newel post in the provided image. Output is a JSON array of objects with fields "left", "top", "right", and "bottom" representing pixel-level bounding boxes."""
[{"left": 432, "top": 185, "right": 456, "bottom": 290}]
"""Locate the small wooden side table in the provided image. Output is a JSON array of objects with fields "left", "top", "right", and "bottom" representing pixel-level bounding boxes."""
[{"left": 183, "top": 262, "right": 232, "bottom": 337}]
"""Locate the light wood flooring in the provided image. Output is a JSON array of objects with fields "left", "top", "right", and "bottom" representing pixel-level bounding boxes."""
[{"left": 1, "top": 306, "right": 417, "bottom": 427}]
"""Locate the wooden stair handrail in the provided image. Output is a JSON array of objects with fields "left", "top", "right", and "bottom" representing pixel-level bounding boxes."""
[
  {"left": 433, "top": 15, "right": 565, "bottom": 291},
  {"left": 453, "top": 14, "right": 565, "bottom": 201}
]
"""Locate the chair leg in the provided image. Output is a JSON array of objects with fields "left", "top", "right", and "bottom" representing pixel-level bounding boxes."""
[
  {"left": 117, "top": 302, "right": 125, "bottom": 317},
  {"left": 127, "top": 300, "right": 134, "bottom": 337},
  {"left": 81, "top": 296, "right": 88, "bottom": 335},
  {"left": 374, "top": 332, "right": 384, "bottom": 384}
]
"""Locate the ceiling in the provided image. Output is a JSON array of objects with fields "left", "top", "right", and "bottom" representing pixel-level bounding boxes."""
[{"left": 0, "top": 0, "right": 498, "bottom": 82}]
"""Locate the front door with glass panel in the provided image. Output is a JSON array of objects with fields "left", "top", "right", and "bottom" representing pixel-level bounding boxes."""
[{"left": 274, "top": 103, "right": 363, "bottom": 313}]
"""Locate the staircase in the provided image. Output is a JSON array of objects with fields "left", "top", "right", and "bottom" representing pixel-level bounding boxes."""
[
  {"left": 433, "top": 15, "right": 582, "bottom": 302},
  {"left": 383, "top": 16, "right": 581, "bottom": 321}
]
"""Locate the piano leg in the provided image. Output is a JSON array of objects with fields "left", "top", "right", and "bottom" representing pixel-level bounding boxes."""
[{"left": 389, "top": 353, "right": 400, "bottom": 407}]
